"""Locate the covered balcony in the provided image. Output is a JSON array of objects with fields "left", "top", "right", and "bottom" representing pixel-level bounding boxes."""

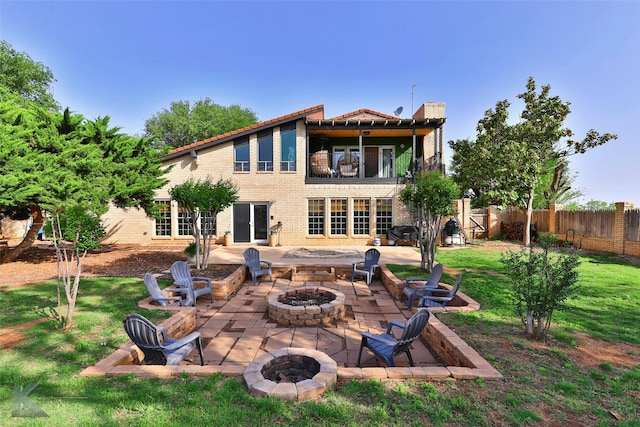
[{"left": 304, "top": 108, "right": 446, "bottom": 184}]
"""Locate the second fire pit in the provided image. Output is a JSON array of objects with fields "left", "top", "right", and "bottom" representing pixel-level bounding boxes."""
[{"left": 268, "top": 286, "right": 346, "bottom": 326}]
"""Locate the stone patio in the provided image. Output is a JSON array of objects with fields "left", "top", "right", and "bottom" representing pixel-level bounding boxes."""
[{"left": 82, "top": 245, "right": 503, "bottom": 399}]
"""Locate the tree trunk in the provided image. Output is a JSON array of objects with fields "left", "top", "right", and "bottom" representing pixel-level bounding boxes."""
[
  {"left": 523, "top": 190, "right": 535, "bottom": 246},
  {"left": 0, "top": 205, "right": 45, "bottom": 264},
  {"left": 525, "top": 309, "right": 534, "bottom": 338},
  {"left": 418, "top": 205, "right": 427, "bottom": 271}
]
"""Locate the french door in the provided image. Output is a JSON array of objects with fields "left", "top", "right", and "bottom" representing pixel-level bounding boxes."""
[{"left": 232, "top": 203, "right": 269, "bottom": 244}]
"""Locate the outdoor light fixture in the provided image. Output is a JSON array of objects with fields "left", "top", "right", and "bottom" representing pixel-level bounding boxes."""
[
  {"left": 276, "top": 221, "right": 283, "bottom": 247},
  {"left": 190, "top": 149, "right": 201, "bottom": 167}
]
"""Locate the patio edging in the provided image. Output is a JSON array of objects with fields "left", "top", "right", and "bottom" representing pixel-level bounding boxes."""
[{"left": 81, "top": 264, "right": 503, "bottom": 383}]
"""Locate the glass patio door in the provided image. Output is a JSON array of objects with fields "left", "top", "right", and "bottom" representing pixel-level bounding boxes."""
[{"left": 232, "top": 203, "right": 269, "bottom": 244}]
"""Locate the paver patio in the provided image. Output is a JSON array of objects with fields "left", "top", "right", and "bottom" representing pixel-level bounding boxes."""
[{"left": 193, "top": 274, "right": 442, "bottom": 369}]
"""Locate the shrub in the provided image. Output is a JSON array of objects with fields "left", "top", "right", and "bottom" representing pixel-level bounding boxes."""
[{"left": 501, "top": 233, "right": 580, "bottom": 340}]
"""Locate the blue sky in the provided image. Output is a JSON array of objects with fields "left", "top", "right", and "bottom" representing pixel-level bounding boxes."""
[{"left": 2, "top": 1, "right": 639, "bottom": 206}]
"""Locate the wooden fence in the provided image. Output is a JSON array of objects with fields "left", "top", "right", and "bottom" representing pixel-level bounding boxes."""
[{"left": 456, "top": 201, "right": 640, "bottom": 256}]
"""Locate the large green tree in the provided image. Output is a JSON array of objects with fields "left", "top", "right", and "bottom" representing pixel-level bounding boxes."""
[
  {"left": 399, "top": 172, "right": 459, "bottom": 272},
  {"left": 0, "top": 93, "right": 169, "bottom": 263},
  {"left": 0, "top": 41, "right": 59, "bottom": 110},
  {"left": 449, "top": 77, "right": 617, "bottom": 245},
  {"left": 144, "top": 98, "right": 258, "bottom": 149}
]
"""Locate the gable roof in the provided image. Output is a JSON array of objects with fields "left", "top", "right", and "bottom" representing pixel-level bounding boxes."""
[
  {"left": 165, "top": 104, "right": 324, "bottom": 160},
  {"left": 330, "top": 108, "right": 398, "bottom": 121}
]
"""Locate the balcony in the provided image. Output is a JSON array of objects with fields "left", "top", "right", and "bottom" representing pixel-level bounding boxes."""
[
  {"left": 306, "top": 149, "right": 442, "bottom": 184},
  {"left": 307, "top": 150, "right": 398, "bottom": 183}
]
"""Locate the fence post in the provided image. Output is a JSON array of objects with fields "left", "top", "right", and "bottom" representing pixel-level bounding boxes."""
[
  {"left": 614, "top": 202, "right": 634, "bottom": 255},
  {"left": 487, "top": 205, "right": 498, "bottom": 238},
  {"left": 548, "top": 203, "right": 562, "bottom": 234}
]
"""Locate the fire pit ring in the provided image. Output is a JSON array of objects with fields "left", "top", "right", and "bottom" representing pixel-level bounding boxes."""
[
  {"left": 243, "top": 347, "right": 337, "bottom": 400},
  {"left": 267, "top": 286, "right": 346, "bottom": 326}
]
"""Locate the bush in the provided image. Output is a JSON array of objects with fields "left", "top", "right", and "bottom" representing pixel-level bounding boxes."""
[{"left": 501, "top": 233, "right": 580, "bottom": 340}]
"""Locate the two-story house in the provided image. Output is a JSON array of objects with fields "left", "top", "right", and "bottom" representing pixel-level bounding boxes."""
[{"left": 101, "top": 102, "right": 446, "bottom": 247}]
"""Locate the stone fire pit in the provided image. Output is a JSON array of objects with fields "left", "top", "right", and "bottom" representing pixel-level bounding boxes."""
[
  {"left": 267, "top": 286, "right": 346, "bottom": 326},
  {"left": 243, "top": 347, "right": 337, "bottom": 400}
]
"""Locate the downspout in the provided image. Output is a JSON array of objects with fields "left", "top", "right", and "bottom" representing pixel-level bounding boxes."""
[
  {"left": 412, "top": 128, "right": 416, "bottom": 174},
  {"left": 358, "top": 129, "right": 363, "bottom": 178},
  {"left": 305, "top": 123, "right": 310, "bottom": 179}
]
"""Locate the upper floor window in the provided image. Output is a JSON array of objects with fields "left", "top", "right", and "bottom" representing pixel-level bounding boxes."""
[
  {"left": 154, "top": 200, "right": 171, "bottom": 237},
  {"left": 257, "top": 129, "right": 273, "bottom": 172},
  {"left": 280, "top": 122, "right": 296, "bottom": 171},
  {"left": 234, "top": 137, "right": 250, "bottom": 172}
]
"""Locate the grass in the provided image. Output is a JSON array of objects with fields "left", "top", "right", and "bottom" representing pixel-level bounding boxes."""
[{"left": 1, "top": 245, "right": 639, "bottom": 425}]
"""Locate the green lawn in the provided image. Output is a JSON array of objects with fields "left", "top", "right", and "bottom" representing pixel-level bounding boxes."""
[{"left": 1, "top": 245, "right": 638, "bottom": 426}]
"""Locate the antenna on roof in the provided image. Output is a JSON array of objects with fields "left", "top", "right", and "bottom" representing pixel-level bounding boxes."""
[{"left": 394, "top": 106, "right": 403, "bottom": 117}]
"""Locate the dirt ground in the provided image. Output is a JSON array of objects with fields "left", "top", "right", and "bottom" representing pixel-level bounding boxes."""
[
  {"left": 0, "top": 242, "right": 238, "bottom": 288},
  {"left": 2, "top": 242, "right": 639, "bottom": 370}
]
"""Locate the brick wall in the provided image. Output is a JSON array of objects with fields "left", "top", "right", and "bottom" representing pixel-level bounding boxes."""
[{"left": 102, "top": 120, "right": 413, "bottom": 246}]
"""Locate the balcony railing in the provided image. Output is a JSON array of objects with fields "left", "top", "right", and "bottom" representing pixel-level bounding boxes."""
[{"left": 308, "top": 151, "right": 396, "bottom": 181}]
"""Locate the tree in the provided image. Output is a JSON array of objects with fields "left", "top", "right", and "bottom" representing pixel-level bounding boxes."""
[
  {"left": 44, "top": 206, "right": 106, "bottom": 331},
  {"left": 0, "top": 95, "right": 168, "bottom": 329},
  {"left": 449, "top": 77, "right": 617, "bottom": 245},
  {"left": 533, "top": 159, "right": 583, "bottom": 209},
  {"left": 564, "top": 199, "right": 615, "bottom": 211},
  {"left": 0, "top": 41, "right": 59, "bottom": 110},
  {"left": 144, "top": 98, "right": 258, "bottom": 149},
  {"left": 169, "top": 177, "right": 238, "bottom": 270},
  {"left": 502, "top": 233, "right": 581, "bottom": 340},
  {"left": 399, "top": 172, "right": 459, "bottom": 272},
  {"left": 0, "top": 93, "right": 169, "bottom": 264}
]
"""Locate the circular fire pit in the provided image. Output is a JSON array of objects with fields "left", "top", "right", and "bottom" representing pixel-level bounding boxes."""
[
  {"left": 243, "top": 347, "right": 337, "bottom": 400},
  {"left": 267, "top": 286, "right": 346, "bottom": 326}
]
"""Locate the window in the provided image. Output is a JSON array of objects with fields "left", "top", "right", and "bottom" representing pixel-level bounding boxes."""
[
  {"left": 257, "top": 129, "right": 273, "bottom": 171},
  {"left": 154, "top": 200, "right": 171, "bottom": 236},
  {"left": 353, "top": 199, "right": 370, "bottom": 235},
  {"left": 308, "top": 199, "right": 324, "bottom": 235},
  {"left": 234, "top": 137, "right": 250, "bottom": 172},
  {"left": 330, "top": 199, "right": 347, "bottom": 235},
  {"left": 201, "top": 211, "right": 217, "bottom": 237},
  {"left": 376, "top": 198, "right": 393, "bottom": 235},
  {"left": 280, "top": 122, "right": 296, "bottom": 171},
  {"left": 177, "top": 207, "right": 192, "bottom": 236}
]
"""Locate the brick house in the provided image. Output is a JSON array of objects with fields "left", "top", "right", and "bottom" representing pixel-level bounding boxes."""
[{"left": 101, "top": 102, "right": 446, "bottom": 247}]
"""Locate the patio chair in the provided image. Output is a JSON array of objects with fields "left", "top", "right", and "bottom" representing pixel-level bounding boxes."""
[
  {"left": 351, "top": 248, "right": 380, "bottom": 285},
  {"left": 123, "top": 313, "right": 204, "bottom": 366},
  {"left": 338, "top": 153, "right": 359, "bottom": 177},
  {"left": 143, "top": 272, "right": 194, "bottom": 307},
  {"left": 418, "top": 273, "right": 463, "bottom": 309},
  {"left": 169, "top": 261, "right": 214, "bottom": 303},
  {"left": 400, "top": 263, "right": 444, "bottom": 311},
  {"left": 243, "top": 247, "right": 273, "bottom": 285},
  {"left": 356, "top": 308, "right": 430, "bottom": 367},
  {"left": 310, "top": 150, "right": 332, "bottom": 177}
]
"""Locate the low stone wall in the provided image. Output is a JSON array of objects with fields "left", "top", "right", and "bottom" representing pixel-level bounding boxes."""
[
  {"left": 138, "top": 265, "right": 247, "bottom": 309},
  {"left": 212, "top": 265, "right": 246, "bottom": 300}
]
